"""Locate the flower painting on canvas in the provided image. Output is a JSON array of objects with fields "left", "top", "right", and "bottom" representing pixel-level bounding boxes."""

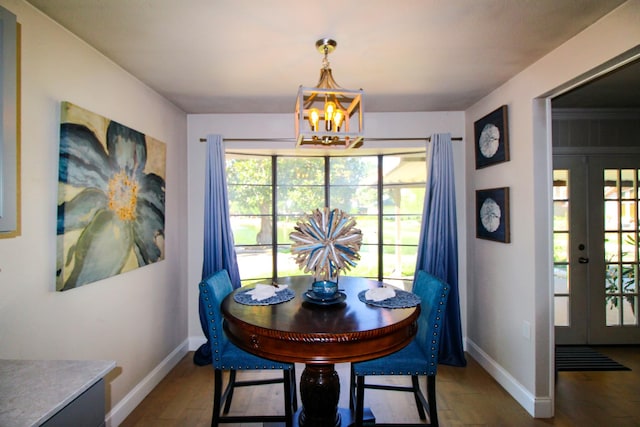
[{"left": 56, "top": 102, "right": 166, "bottom": 291}]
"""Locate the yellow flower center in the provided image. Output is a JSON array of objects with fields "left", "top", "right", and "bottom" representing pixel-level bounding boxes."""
[{"left": 108, "top": 170, "right": 139, "bottom": 221}]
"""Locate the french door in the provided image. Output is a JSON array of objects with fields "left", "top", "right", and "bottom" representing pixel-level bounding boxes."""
[{"left": 554, "top": 154, "right": 640, "bottom": 345}]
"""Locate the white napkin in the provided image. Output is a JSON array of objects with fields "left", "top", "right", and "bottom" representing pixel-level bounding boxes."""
[
  {"left": 246, "top": 284, "right": 289, "bottom": 301},
  {"left": 365, "top": 287, "right": 396, "bottom": 302}
]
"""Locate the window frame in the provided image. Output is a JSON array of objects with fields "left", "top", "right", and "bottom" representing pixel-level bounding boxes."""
[{"left": 226, "top": 151, "right": 427, "bottom": 288}]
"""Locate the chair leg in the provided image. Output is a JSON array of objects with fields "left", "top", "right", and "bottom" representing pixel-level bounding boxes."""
[
  {"left": 212, "top": 369, "right": 223, "bottom": 427},
  {"left": 355, "top": 375, "right": 365, "bottom": 427},
  {"left": 426, "top": 375, "right": 438, "bottom": 427},
  {"left": 283, "top": 369, "right": 293, "bottom": 427},
  {"left": 411, "top": 375, "right": 427, "bottom": 420},
  {"left": 349, "top": 364, "right": 356, "bottom": 410},
  {"left": 291, "top": 365, "right": 298, "bottom": 411},
  {"left": 222, "top": 370, "right": 236, "bottom": 414}
]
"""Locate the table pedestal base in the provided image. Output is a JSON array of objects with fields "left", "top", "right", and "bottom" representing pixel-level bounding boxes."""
[
  {"left": 265, "top": 408, "right": 375, "bottom": 427},
  {"left": 299, "top": 364, "right": 340, "bottom": 426},
  {"left": 285, "top": 364, "right": 377, "bottom": 427}
]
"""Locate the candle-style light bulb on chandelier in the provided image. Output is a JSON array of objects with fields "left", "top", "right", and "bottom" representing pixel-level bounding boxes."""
[{"left": 295, "top": 38, "right": 364, "bottom": 149}]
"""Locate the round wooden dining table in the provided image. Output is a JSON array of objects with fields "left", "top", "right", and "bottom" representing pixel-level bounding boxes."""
[{"left": 221, "top": 275, "right": 420, "bottom": 427}]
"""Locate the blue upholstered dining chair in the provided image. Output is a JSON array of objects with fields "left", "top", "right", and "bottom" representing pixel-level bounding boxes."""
[
  {"left": 199, "top": 269, "right": 297, "bottom": 427},
  {"left": 349, "top": 270, "right": 450, "bottom": 427}
]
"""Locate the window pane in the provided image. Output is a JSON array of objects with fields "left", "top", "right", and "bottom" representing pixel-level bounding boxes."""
[
  {"left": 330, "top": 185, "right": 378, "bottom": 214},
  {"left": 382, "top": 247, "right": 418, "bottom": 280},
  {"left": 382, "top": 154, "right": 427, "bottom": 184},
  {"left": 353, "top": 215, "right": 378, "bottom": 245},
  {"left": 382, "top": 186, "right": 425, "bottom": 214},
  {"left": 226, "top": 155, "right": 273, "bottom": 217},
  {"left": 277, "top": 157, "right": 324, "bottom": 185},
  {"left": 277, "top": 184, "right": 324, "bottom": 214},
  {"left": 277, "top": 215, "right": 298, "bottom": 245},
  {"left": 236, "top": 246, "right": 273, "bottom": 283},
  {"left": 329, "top": 157, "right": 379, "bottom": 214},
  {"left": 231, "top": 216, "right": 272, "bottom": 245},
  {"left": 228, "top": 185, "right": 272, "bottom": 215},
  {"left": 382, "top": 214, "right": 422, "bottom": 245},
  {"left": 226, "top": 155, "right": 271, "bottom": 185},
  {"left": 348, "top": 244, "right": 378, "bottom": 278},
  {"left": 329, "top": 157, "right": 378, "bottom": 185},
  {"left": 276, "top": 245, "right": 299, "bottom": 278}
]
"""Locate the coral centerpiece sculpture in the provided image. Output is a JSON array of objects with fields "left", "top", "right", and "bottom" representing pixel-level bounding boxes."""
[{"left": 290, "top": 207, "right": 362, "bottom": 299}]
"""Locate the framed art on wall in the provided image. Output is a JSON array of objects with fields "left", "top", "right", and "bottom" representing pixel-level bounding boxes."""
[
  {"left": 476, "top": 187, "right": 510, "bottom": 243},
  {"left": 56, "top": 101, "right": 167, "bottom": 291},
  {"left": 474, "top": 105, "right": 509, "bottom": 169},
  {"left": 0, "top": 6, "right": 20, "bottom": 238}
]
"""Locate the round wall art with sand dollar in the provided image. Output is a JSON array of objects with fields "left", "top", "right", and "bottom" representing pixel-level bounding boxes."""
[
  {"left": 474, "top": 105, "right": 509, "bottom": 169},
  {"left": 476, "top": 187, "right": 510, "bottom": 243}
]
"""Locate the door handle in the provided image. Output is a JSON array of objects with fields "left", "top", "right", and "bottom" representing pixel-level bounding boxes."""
[{"left": 578, "top": 257, "right": 589, "bottom": 264}]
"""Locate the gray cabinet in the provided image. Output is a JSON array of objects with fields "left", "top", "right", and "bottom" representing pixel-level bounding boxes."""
[
  {"left": 41, "top": 379, "right": 105, "bottom": 427},
  {"left": 0, "top": 359, "right": 115, "bottom": 427}
]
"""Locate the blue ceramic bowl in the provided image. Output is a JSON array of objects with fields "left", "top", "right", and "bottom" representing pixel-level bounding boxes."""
[{"left": 311, "top": 280, "right": 339, "bottom": 299}]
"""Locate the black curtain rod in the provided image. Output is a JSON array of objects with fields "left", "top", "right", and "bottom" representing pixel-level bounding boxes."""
[{"left": 198, "top": 136, "right": 463, "bottom": 142}]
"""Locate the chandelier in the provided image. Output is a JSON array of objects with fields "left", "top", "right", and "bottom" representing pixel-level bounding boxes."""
[{"left": 295, "top": 38, "right": 364, "bottom": 149}]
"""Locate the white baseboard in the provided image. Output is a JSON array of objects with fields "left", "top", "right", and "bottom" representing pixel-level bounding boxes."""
[
  {"left": 105, "top": 339, "right": 190, "bottom": 427},
  {"left": 465, "top": 338, "right": 553, "bottom": 418}
]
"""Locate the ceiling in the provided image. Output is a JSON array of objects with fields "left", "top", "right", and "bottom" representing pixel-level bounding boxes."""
[{"left": 25, "top": 0, "right": 632, "bottom": 114}]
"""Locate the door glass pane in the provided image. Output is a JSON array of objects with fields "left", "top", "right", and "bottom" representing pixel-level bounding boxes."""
[
  {"left": 606, "top": 296, "right": 621, "bottom": 326},
  {"left": 554, "top": 233, "right": 569, "bottom": 262},
  {"left": 621, "top": 234, "right": 636, "bottom": 262},
  {"left": 554, "top": 201, "right": 569, "bottom": 231},
  {"left": 621, "top": 201, "right": 636, "bottom": 230},
  {"left": 553, "top": 170, "right": 568, "bottom": 198},
  {"left": 555, "top": 296, "right": 569, "bottom": 326},
  {"left": 554, "top": 264, "right": 569, "bottom": 294},
  {"left": 621, "top": 169, "right": 635, "bottom": 198},
  {"left": 603, "top": 168, "right": 640, "bottom": 328},
  {"left": 622, "top": 264, "right": 636, "bottom": 294},
  {"left": 623, "top": 297, "right": 637, "bottom": 325},
  {"left": 604, "top": 232, "right": 619, "bottom": 261},
  {"left": 606, "top": 264, "right": 620, "bottom": 294},
  {"left": 604, "top": 201, "right": 619, "bottom": 229},
  {"left": 604, "top": 169, "right": 619, "bottom": 199},
  {"left": 553, "top": 169, "right": 570, "bottom": 327}
]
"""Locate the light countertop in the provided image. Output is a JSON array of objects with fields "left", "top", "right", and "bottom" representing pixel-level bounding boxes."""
[{"left": 0, "top": 359, "right": 115, "bottom": 427}]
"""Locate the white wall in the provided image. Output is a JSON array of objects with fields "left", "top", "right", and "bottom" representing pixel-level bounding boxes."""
[
  {"left": 0, "top": 1, "right": 188, "bottom": 424},
  {"left": 465, "top": 0, "right": 640, "bottom": 417},
  {"left": 186, "top": 112, "right": 467, "bottom": 347}
]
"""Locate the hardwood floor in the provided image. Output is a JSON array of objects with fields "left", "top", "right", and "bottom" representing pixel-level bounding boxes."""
[{"left": 120, "top": 347, "right": 640, "bottom": 427}]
